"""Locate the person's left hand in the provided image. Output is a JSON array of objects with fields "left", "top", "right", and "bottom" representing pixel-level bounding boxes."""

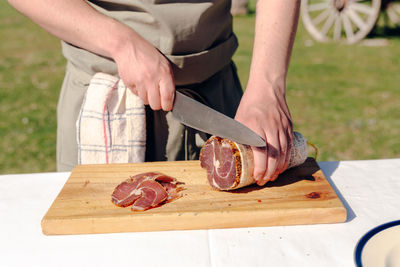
[{"left": 235, "top": 80, "right": 293, "bottom": 186}]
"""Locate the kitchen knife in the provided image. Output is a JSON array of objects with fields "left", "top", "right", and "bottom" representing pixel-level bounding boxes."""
[{"left": 171, "top": 91, "right": 266, "bottom": 147}]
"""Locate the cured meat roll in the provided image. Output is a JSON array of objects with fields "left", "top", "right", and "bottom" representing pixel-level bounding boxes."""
[
  {"left": 111, "top": 172, "right": 183, "bottom": 211},
  {"left": 199, "top": 132, "right": 308, "bottom": 191}
]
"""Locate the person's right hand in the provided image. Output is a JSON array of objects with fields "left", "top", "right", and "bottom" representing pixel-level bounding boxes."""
[
  {"left": 112, "top": 33, "right": 175, "bottom": 111},
  {"left": 8, "top": 0, "right": 175, "bottom": 111},
  {"left": 7, "top": 0, "right": 175, "bottom": 111}
]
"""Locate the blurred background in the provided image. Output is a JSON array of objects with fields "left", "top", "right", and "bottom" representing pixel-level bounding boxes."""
[{"left": 1, "top": 0, "right": 399, "bottom": 174}]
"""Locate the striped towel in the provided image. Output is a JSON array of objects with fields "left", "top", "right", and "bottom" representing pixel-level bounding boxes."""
[{"left": 76, "top": 73, "right": 146, "bottom": 165}]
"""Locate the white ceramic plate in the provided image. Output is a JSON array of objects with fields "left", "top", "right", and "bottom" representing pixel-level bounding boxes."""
[{"left": 355, "top": 220, "right": 400, "bottom": 267}]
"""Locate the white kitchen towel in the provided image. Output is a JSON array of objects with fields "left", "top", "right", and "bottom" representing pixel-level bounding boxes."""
[{"left": 76, "top": 72, "right": 146, "bottom": 164}]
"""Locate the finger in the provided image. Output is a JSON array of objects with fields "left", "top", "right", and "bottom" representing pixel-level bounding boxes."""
[
  {"left": 159, "top": 73, "right": 175, "bottom": 111},
  {"left": 128, "top": 85, "right": 138, "bottom": 96},
  {"left": 261, "top": 133, "right": 280, "bottom": 184},
  {"left": 282, "top": 130, "right": 293, "bottom": 172},
  {"left": 147, "top": 84, "right": 162, "bottom": 110},
  {"left": 270, "top": 130, "right": 287, "bottom": 182},
  {"left": 252, "top": 146, "right": 267, "bottom": 186},
  {"left": 137, "top": 87, "right": 149, "bottom": 105}
]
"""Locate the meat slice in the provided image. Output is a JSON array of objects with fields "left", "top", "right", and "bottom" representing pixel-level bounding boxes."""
[
  {"left": 131, "top": 180, "right": 169, "bottom": 211},
  {"left": 199, "top": 137, "right": 242, "bottom": 190},
  {"left": 152, "top": 173, "right": 184, "bottom": 201},
  {"left": 199, "top": 132, "right": 308, "bottom": 191},
  {"left": 159, "top": 181, "right": 183, "bottom": 202},
  {"left": 111, "top": 176, "right": 146, "bottom": 207},
  {"left": 111, "top": 172, "right": 183, "bottom": 211}
]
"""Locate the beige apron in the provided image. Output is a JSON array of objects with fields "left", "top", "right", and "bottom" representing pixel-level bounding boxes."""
[{"left": 57, "top": 0, "right": 242, "bottom": 171}]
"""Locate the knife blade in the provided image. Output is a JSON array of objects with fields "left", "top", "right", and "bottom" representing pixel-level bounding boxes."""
[{"left": 171, "top": 91, "right": 266, "bottom": 147}]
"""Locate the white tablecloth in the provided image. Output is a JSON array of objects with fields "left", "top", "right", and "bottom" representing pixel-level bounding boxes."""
[{"left": 1, "top": 159, "right": 399, "bottom": 267}]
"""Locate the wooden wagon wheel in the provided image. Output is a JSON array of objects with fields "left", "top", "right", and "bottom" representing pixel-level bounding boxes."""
[
  {"left": 301, "top": 0, "right": 382, "bottom": 44},
  {"left": 385, "top": 1, "right": 400, "bottom": 26}
]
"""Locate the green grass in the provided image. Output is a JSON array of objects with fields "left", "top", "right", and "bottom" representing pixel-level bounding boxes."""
[
  {"left": 1, "top": 1, "right": 399, "bottom": 174},
  {"left": 0, "top": 1, "right": 65, "bottom": 173}
]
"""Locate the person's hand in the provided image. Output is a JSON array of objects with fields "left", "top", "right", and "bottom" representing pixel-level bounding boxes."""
[
  {"left": 8, "top": 0, "right": 176, "bottom": 111},
  {"left": 235, "top": 80, "right": 293, "bottom": 186},
  {"left": 112, "top": 33, "right": 175, "bottom": 111}
]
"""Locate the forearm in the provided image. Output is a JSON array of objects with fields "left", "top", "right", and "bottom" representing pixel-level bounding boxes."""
[
  {"left": 235, "top": 0, "right": 300, "bottom": 184},
  {"left": 248, "top": 0, "right": 300, "bottom": 96},
  {"left": 8, "top": 0, "right": 175, "bottom": 111},
  {"left": 7, "top": 0, "right": 139, "bottom": 60}
]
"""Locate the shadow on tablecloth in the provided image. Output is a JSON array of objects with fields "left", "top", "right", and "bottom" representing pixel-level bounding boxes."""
[{"left": 319, "top": 161, "right": 356, "bottom": 223}]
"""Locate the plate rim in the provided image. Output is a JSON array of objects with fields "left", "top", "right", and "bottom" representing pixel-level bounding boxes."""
[{"left": 354, "top": 219, "right": 400, "bottom": 267}]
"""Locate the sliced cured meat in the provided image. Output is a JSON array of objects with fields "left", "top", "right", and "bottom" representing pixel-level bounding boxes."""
[
  {"left": 200, "top": 137, "right": 254, "bottom": 190},
  {"left": 111, "top": 172, "right": 183, "bottom": 211},
  {"left": 111, "top": 175, "right": 146, "bottom": 207},
  {"left": 200, "top": 132, "right": 308, "bottom": 191},
  {"left": 131, "top": 180, "right": 168, "bottom": 211},
  {"left": 152, "top": 172, "right": 184, "bottom": 201},
  {"left": 159, "top": 181, "right": 182, "bottom": 202}
]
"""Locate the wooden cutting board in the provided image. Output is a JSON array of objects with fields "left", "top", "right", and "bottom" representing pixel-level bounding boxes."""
[{"left": 41, "top": 158, "right": 346, "bottom": 235}]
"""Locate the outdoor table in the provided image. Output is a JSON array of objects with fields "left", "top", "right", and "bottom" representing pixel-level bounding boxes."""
[{"left": 1, "top": 158, "right": 399, "bottom": 267}]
